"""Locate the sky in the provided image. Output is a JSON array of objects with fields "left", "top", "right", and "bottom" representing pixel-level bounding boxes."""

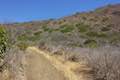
[{"left": 0, "top": 0, "right": 120, "bottom": 22}]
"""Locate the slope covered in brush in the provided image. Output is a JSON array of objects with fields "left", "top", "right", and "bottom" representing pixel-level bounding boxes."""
[{"left": 5, "top": 4, "right": 120, "bottom": 48}]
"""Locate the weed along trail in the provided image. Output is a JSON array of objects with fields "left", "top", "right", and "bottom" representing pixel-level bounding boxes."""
[{"left": 25, "top": 47, "right": 92, "bottom": 80}]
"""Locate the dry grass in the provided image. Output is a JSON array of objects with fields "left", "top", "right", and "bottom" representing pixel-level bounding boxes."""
[
  {"left": 42, "top": 45, "right": 120, "bottom": 80},
  {"left": 0, "top": 47, "right": 26, "bottom": 80},
  {"left": 83, "top": 47, "right": 120, "bottom": 80},
  {"left": 28, "top": 47, "right": 93, "bottom": 80}
]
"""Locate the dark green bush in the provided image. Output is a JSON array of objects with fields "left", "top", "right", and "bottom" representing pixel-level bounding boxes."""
[
  {"left": 0, "top": 27, "right": 8, "bottom": 59},
  {"left": 42, "top": 26, "right": 54, "bottom": 33},
  {"left": 101, "top": 27, "right": 110, "bottom": 31},
  {"left": 86, "top": 31, "right": 107, "bottom": 38},
  {"left": 84, "top": 39, "right": 98, "bottom": 48},
  {"left": 60, "top": 24, "right": 74, "bottom": 33},
  {"left": 34, "top": 31, "right": 42, "bottom": 36},
  {"left": 86, "top": 31, "right": 98, "bottom": 37},
  {"left": 29, "top": 35, "right": 41, "bottom": 41},
  {"left": 17, "top": 42, "right": 29, "bottom": 50},
  {"left": 42, "top": 26, "right": 50, "bottom": 32},
  {"left": 102, "top": 17, "right": 109, "bottom": 22},
  {"left": 48, "top": 29, "right": 54, "bottom": 33},
  {"left": 110, "top": 32, "right": 120, "bottom": 44},
  {"left": 17, "top": 34, "right": 29, "bottom": 41},
  {"left": 76, "top": 23, "right": 89, "bottom": 33}
]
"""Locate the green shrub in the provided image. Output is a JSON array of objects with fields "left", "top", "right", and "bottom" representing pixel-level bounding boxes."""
[
  {"left": 17, "top": 42, "right": 29, "bottom": 50},
  {"left": 97, "top": 32, "right": 107, "bottom": 38},
  {"left": 102, "top": 17, "right": 109, "bottom": 22},
  {"left": 29, "top": 35, "right": 41, "bottom": 41},
  {"left": 42, "top": 26, "right": 54, "bottom": 33},
  {"left": 18, "top": 33, "right": 41, "bottom": 42},
  {"left": 47, "top": 29, "right": 53, "bottom": 33},
  {"left": 60, "top": 24, "right": 74, "bottom": 33},
  {"left": 17, "top": 34, "right": 29, "bottom": 41},
  {"left": 95, "top": 8, "right": 104, "bottom": 13},
  {"left": 76, "top": 23, "right": 89, "bottom": 33},
  {"left": 42, "top": 26, "right": 50, "bottom": 32},
  {"left": 110, "top": 32, "right": 120, "bottom": 44},
  {"left": 86, "top": 31, "right": 107, "bottom": 38},
  {"left": 81, "top": 16, "right": 87, "bottom": 20},
  {"left": 0, "top": 27, "right": 8, "bottom": 59},
  {"left": 101, "top": 27, "right": 110, "bottom": 31},
  {"left": 34, "top": 31, "right": 42, "bottom": 36},
  {"left": 84, "top": 39, "right": 98, "bottom": 48}
]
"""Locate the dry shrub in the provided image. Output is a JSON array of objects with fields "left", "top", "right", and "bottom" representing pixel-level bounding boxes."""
[
  {"left": 3, "top": 47, "right": 26, "bottom": 80},
  {"left": 46, "top": 45, "right": 80, "bottom": 62},
  {"left": 38, "top": 43, "right": 120, "bottom": 80},
  {"left": 48, "top": 45, "right": 120, "bottom": 80},
  {"left": 83, "top": 46, "right": 120, "bottom": 80},
  {"left": 60, "top": 46, "right": 120, "bottom": 80}
]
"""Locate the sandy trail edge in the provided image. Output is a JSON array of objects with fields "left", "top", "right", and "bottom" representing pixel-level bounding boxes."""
[{"left": 26, "top": 47, "right": 92, "bottom": 80}]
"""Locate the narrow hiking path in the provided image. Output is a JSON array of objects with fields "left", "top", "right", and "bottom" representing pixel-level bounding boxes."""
[
  {"left": 25, "top": 48, "right": 68, "bottom": 80},
  {"left": 25, "top": 47, "right": 92, "bottom": 80},
  {"left": 0, "top": 47, "right": 92, "bottom": 80}
]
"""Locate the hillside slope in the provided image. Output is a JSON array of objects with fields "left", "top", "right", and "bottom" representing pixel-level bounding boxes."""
[
  {"left": 5, "top": 4, "right": 120, "bottom": 49},
  {"left": 0, "top": 4, "right": 120, "bottom": 80}
]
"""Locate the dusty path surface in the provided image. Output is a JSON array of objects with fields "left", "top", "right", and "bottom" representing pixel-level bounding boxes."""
[
  {"left": 0, "top": 47, "right": 92, "bottom": 80},
  {"left": 25, "top": 47, "right": 68, "bottom": 80},
  {"left": 24, "top": 47, "right": 92, "bottom": 80}
]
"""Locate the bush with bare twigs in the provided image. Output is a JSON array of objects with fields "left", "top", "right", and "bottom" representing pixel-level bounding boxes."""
[
  {"left": 83, "top": 47, "right": 120, "bottom": 80},
  {"left": 44, "top": 45, "right": 120, "bottom": 80}
]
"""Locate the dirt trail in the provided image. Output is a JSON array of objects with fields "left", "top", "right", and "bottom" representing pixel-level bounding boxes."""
[
  {"left": 25, "top": 47, "right": 68, "bottom": 80},
  {"left": 0, "top": 47, "right": 92, "bottom": 80},
  {"left": 25, "top": 47, "right": 92, "bottom": 80}
]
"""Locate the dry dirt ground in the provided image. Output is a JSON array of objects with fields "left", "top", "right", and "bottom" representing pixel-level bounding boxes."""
[
  {"left": 25, "top": 47, "right": 68, "bottom": 80},
  {"left": 0, "top": 47, "right": 92, "bottom": 80},
  {"left": 25, "top": 47, "right": 92, "bottom": 80}
]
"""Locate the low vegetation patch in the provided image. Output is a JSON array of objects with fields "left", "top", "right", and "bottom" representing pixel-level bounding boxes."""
[
  {"left": 17, "top": 42, "right": 29, "bottom": 50},
  {"left": 0, "top": 27, "right": 8, "bottom": 59},
  {"left": 17, "top": 33, "right": 30, "bottom": 41},
  {"left": 101, "top": 27, "right": 110, "bottom": 32},
  {"left": 46, "top": 45, "right": 120, "bottom": 80},
  {"left": 34, "top": 31, "right": 42, "bottom": 36},
  {"left": 84, "top": 39, "right": 98, "bottom": 48},
  {"left": 59, "top": 24, "right": 74, "bottom": 33},
  {"left": 75, "top": 23, "right": 89, "bottom": 33},
  {"left": 0, "top": 26, "right": 9, "bottom": 72},
  {"left": 84, "top": 47, "right": 120, "bottom": 80},
  {"left": 86, "top": 31, "right": 107, "bottom": 38},
  {"left": 42, "top": 26, "right": 53, "bottom": 33}
]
